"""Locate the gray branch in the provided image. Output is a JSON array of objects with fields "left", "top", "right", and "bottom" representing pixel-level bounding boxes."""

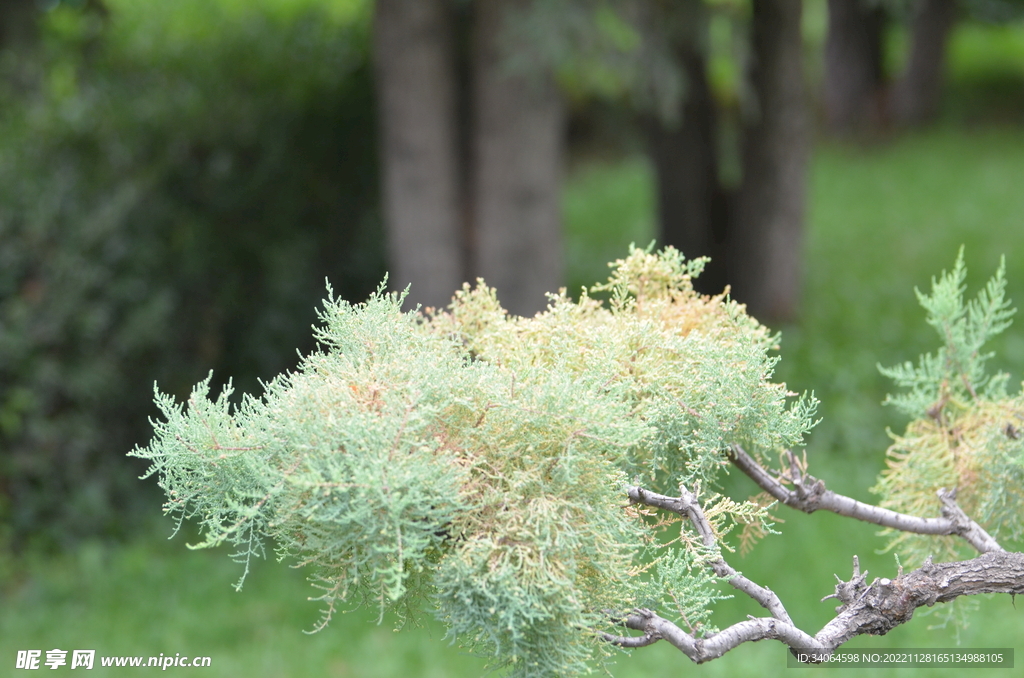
[
  {"left": 815, "top": 551, "right": 1024, "bottom": 646},
  {"left": 626, "top": 485, "right": 794, "bottom": 625},
  {"left": 617, "top": 609, "right": 820, "bottom": 663},
  {"left": 728, "top": 444, "right": 1004, "bottom": 554},
  {"left": 618, "top": 485, "right": 1024, "bottom": 664}
]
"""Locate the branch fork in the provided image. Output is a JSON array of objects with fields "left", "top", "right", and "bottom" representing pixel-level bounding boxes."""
[{"left": 611, "top": 449, "right": 1023, "bottom": 664}]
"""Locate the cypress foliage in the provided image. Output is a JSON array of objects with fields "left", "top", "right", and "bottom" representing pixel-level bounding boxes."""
[
  {"left": 134, "top": 247, "right": 817, "bottom": 677},
  {"left": 875, "top": 249, "right": 1024, "bottom": 564}
]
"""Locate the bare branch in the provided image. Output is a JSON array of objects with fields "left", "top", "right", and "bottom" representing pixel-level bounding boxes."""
[
  {"left": 611, "top": 551, "right": 1024, "bottom": 664},
  {"left": 617, "top": 485, "right": 1024, "bottom": 664},
  {"left": 816, "top": 550, "right": 1024, "bottom": 647},
  {"left": 627, "top": 485, "right": 795, "bottom": 625},
  {"left": 619, "top": 609, "right": 820, "bottom": 664},
  {"left": 728, "top": 445, "right": 1003, "bottom": 553}
]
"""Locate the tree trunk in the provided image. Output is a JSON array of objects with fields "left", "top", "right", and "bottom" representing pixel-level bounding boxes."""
[
  {"left": 823, "top": 0, "right": 887, "bottom": 133},
  {"left": 890, "top": 0, "right": 957, "bottom": 126},
  {"left": 731, "top": 0, "right": 809, "bottom": 323},
  {"left": 0, "top": 0, "right": 38, "bottom": 52},
  {"left": 646, "top": 44, "right": 730, "bottom": 296},
  {"left": 373, "top": 0, "right": 465, "bottom": 310},
  {"left": 470, "top": 0, "right": 564, "bottom": 317}
]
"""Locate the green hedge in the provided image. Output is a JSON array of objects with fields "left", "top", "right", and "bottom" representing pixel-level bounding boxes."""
[{"left": 0, "top": 0, "right": 382, "bottom": 547}]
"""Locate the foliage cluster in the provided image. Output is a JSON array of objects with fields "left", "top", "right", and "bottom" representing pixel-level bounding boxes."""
[
  {"left": 0, "top": 0, "right": 382, "bottom": 545},
  {"left": 875, "top": 251, "right": 1024, "bottom": 562},
  {"left": 134, "top": 248, "right": 817, "bottom": 677}
]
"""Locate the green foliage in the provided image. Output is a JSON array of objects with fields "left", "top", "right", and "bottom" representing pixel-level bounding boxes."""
[
  {"left": 875, "top": 251, "right": 1024, "bottom": 563},
  {"left": 134, "top": 248, "right": 816, "bottom": 677},
  {"left": 877, "top": 248, "right": 1015, "bottom": 417},
  {"left": 434, "top": 247, "right": 817, "bottom": 487},
  {"left": 0, "top": 0, "right": 382, "bottom": 545}
]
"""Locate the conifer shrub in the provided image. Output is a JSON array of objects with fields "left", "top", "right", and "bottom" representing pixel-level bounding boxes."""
[
  {"left": 135, "top": 247, "right": 814, "bottom": 675},
  {"left": 134, "top": 247, "right": 1024, "bottom": 676}
]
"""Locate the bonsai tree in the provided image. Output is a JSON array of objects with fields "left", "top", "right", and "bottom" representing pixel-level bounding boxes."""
[{"left": 133, "top": 247, "right": 1024, "bottom": 676}]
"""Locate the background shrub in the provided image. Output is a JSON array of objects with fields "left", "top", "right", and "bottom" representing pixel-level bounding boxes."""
[{"left": 0, "top": 0, "right": 383, "bottom": 547}]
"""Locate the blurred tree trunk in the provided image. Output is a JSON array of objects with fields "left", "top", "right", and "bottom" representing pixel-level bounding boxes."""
[
  {"left": 824, "top": 0, "right": 887, "bottom": 133},
  {"left": 470, "top": 0, "right": 564, "bottom": 316},
  {"left": 645, "top": 39, "right": 730, "bottom": 296},
  {"left": 891, "top": 0, "right": 957, "bottom": 125},
  {"left": 731, "top": 0, "right": 808, "bottom": 322},
  {"left": 0, "top": 0, "right": 38, "bottom": 52},
  {"left": 373, "top": 0, "right": 466, "bottom": 310}
]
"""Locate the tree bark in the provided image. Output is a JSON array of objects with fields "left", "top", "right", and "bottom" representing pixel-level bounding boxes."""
[
  {"left": 731, "top": 0, "right": 808, "bottom": 323},
  {"left": 0, "top": 0, "right": 38, "bottom": 52},
  {"left": 890, "top": 0, "right": 957, "bottom": 126},
  {"left": 645, "top": 43, "right": 730, "bottom": 296},
  {"left": 374, "top": 0, "right": 465, "bottom": 310},
  {"left": 470, "top": 0, "right": 564, "bottom": 317},
  {"left": 823, "top": 0, "right": 887, "bottom": 133}
]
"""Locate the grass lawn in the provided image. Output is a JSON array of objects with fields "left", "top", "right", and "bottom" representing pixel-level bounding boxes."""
[{"left": 4, "top": 125, "right": 1024, "bottom": 676}]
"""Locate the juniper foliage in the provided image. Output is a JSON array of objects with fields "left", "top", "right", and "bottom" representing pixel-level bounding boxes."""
[
  {"left": 134, "top": 247, "right": 817, "bottom": 677},
  {"left": 875, "top": 250, "right": 1024, "bottom": 563}
]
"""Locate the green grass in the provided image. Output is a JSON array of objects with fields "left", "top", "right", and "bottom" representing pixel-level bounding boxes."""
[
  {"left": 5, "top": 127, "right": 1024, "bottom": 677},
  {"left": 1, "top": 531, "right": 490, "bottom": 677},
  {"left": 562, "top": 155, "right": 657, "bottom": 297}
]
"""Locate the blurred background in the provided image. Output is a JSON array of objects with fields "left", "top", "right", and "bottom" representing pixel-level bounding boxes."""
[{"left": 1, "top": 0, "right": 1023, "bottom": 675}]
